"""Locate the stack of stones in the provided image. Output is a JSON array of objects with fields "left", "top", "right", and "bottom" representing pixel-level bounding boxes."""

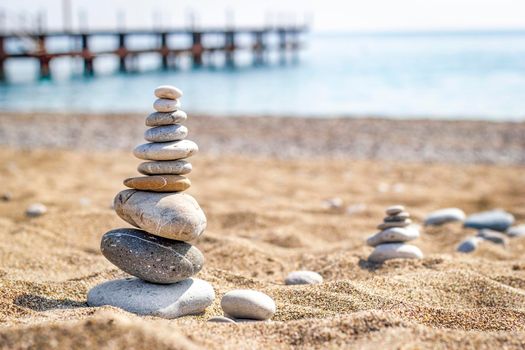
[
  {"left": 367, "top": 205, "right": 423, "bottom": 263},
  {"left": 87, "top": 85, "right": 214, "bottom": 319}
]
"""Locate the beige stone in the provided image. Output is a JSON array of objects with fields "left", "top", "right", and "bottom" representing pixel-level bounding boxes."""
[
  {"left": 133, "top": 140, "right": 198, "bottom": 161},
  {"left": 138, "top": 160, "right": 192, "bottom": 175},
  {"left": 153, "top": 98, "right": 181, "bottom": 112},
  {"left": 124, "top": 175, "right": 191, "bottom": 192},
  {"left": 145, "top": 111, "right": 187, "bottom": 127},
  {"left": 154, "top": 85, "right": 183, "bottom": 100}
]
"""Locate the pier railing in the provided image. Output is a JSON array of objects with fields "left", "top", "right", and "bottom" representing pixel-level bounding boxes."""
[{"left": 0, "top": 26, "right": 307, "bottom": 80}]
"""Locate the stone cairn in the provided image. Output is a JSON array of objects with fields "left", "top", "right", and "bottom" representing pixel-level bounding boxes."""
[
  {"left": 367, "top": 205, "right": 423, "bottom": 263},
  {"left": 87, "top": 85, "right": 215, "bottom": 319}
]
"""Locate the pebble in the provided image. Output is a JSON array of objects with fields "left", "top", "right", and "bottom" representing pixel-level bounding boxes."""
[
  {"left": 25, "top": 203, "right": 47, "bottom": 217},
  {"left": 100, "top": 228, "right": 204, "bottom": 284},
  {"left": 424, "top": 208, "right": 466, "bottom": 226},
  {"left": 476, "top": 229, "right": 509, "bottom": 247},
  {"left": 138, "top": 160, "right": 192, "bottom": 176},
  {"left": 1, "top": 192, "right": 12, "bottom": 201},
  {"left": 384, "top": 211, "right": 410, "bottom": 222},
  {"left": 386, "top": 205, "right": 405, "bottom": 216},
  {"left": 322, "top": 197, "right": 343, "bottom": 210},
  {"left": 154, "top": 85, "right": 183, "bottom": 100},
  {"left": 114, "top": 189, "right": 207, "bottom": 241},
  {"left": 221, "top": 290, "right": 276, "bottom": 321},
  {"left": 368, "top": 243, "right": 423, "bottom": 263},
  {"left": 507, "top": 225, "right": 525, "bottom": 237},
  {"left": 457, "top": 236, "right": 481, "bottom": 253},
  {"left": 366, "top": 226, "right": 420, "bottom": 247},
  {"left": 123, "top": 175, "right": 191, "bottom": 192},
  {"left": 207, "top": 316, "right": 237, "bottom": 324},
  {"left": 144, "top": 124, "right": 188, "bottom": 143},
  {"left": 133, "top": 140, "right": 198, "bottom": 161},
  {"left": 464, "top": 210, "right": 515, "bottom": 232},
  {"left": 377, "top": 220, "right": 411, "bottom": 230},
  {"left": 145, "top": 111, "right": 187, "bottom": 127},
  {"left": 87, "top": 277, "right": 215, "bottom": 319},
  {"left": 285, "top": 271, "right": 323, "bottom": 285},
  {"left": 153, "top": 98, "right": 181, "bottom": 112}
]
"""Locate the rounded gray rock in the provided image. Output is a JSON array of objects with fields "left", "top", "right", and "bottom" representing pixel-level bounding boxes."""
[
  {"left": 146, "top": 111, "right": 187, "bottom": 127},
  {"left": 153, "top": 98, "right": 181, "bottom": 112},
  {"left": 221, "top": 290, "right": 276, "bottom": 321},
  {"left": 377, "top": 219, "right": 411, "bottom": 230},
  {"left": 154, "top": 85, "right": 183, "bottom": 100},
  {"left": 424, "top": 208, "right": 466, "bottom": 226},
  {"left": 457, "top": 236, "right": 481, "bottom": 253},
  {"left": 133, "top": 140, "right": 198, "bottom": 161},
  {"left": 368, "top": 243, "right": 423, "bottom": 263},
  {"left": 100, "top": 228, "right": 204, "bottom": 284},
  {"left": 138, "top": 160, "right": 192, "bottom": 175},
  {"left": 507, "top": 225, "right": 525, "bottom": 237},
  {"left": 87, "top": 277, "right": 215, "bottom": 319},
  {"left": 464, "top": 209, "right": 515, "bottom": 232},
  {"left": 386, "top": 205, "right": 405, "bottom": 216},
  {"left": 366, "top": 226, "right": 420, "bottom": 247},
  {"left": 114, "top": 190, "right": 207, "bottom": 241},
  {"left": 285, "top": 271, "right": 323, "bottom": 285},
  {"left": 476, "top": 229, "right": 508, "bottom": 247},
  {"left": 144, "top": 124, "right": 188, "bottom": 143},
  {"left": 26, "top": 203, "right": 47, "bottom": 217}
]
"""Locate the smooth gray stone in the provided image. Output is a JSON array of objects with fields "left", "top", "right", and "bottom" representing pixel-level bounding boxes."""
[
  {"left": 114, "top": 190, "right": 207, "bottom": 241},
  {"left": 221, "top": 290, "right": 276, "bottom": 321},
  {"left": 384, "top": 211, "right": 410, "bottom": 222},
  {"left": 386, "top": 205, "right": 405, "bottom": 216},
  {"left": 146, "top": 111, "right": 187, "bottom": 127},
  {"left": 154, "top": 85, "right": 183, "bottom": 100},
  {"left": 368, "top": 243, "right": 423, "bottom": 263},
  {"left": 144, "top": 124, "right": 188, "bottom": 143},
  {"left": 285, "top": 271, "right": 323, "bottom": 285},
  {"left": 377, "top": 219, "right": 411, "bottom": 230},
  {"left": 424, "top": 208, "right": 466, "bottom": 226},
  {"left": 25, "top": 203, "right": 47, "bottom": 217},
  {"left": 101, "top": 228, "right": 204, "bottom": 284},
  {"left": 153, "top": 98, "right": 181, "bottom": 112},
  {"left": 133, "top": 140, "right": 198, "bottom": 161},
  {"left": 207, "top": 316, "right": 237, "bottom": 324},
  {"left": 507, "top": 225, "right": 525, "bottom": 237},
  {"left": 366, "top": 226, "right": 420, "bottom": 247},
  {"left": 138, "top": 160, "right": 192, "bottom": 175},
  {"left": 87, "top": 277, "right": 215, "bottom": 319},
  {"left": 464, "top": 209, "right": 515, "bottom": 232},
  {"left": 457, "top": 236, "right": 481, "bottom": 253},
  {"left": 476, "top": 229, "right": 509, "bottom": 247}
]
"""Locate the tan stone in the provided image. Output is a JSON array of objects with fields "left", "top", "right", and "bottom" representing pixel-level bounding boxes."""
[{"left": 124, "top": 175, "right": 191, "bottom": 192}]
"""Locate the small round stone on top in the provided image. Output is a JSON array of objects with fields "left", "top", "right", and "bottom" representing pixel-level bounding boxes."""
[
  {"left": 155, "top": 85, "right": 183, "bottom": 100},
  {"left": 386, "top": 205, "right": 405, "bottom": 216}
]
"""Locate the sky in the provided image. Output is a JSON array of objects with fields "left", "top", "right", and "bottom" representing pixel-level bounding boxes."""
[{"left": 1, "top": 0, "right": 524, "bottom": 33}]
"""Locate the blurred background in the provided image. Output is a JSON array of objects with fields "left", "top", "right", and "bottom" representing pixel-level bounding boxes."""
[{"left": 0, "top": 0, "right": 524, "bottom": 120}]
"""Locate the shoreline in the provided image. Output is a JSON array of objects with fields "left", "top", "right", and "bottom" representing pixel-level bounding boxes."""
[{"left": 1, "top": 111, "right": 524, "bottom": 165}]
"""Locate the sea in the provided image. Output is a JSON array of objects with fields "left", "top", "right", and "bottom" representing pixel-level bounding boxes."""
[{"left": 1, "top": 30, "right": 525, "bottom": 121}]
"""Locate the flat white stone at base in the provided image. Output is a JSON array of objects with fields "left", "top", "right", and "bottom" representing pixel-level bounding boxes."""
[
  {"left": 368, "top": 243, "right": 423, "bottom": 263},
  {"left": 87, "top": 277, "right": 215, "bottom": 319}
]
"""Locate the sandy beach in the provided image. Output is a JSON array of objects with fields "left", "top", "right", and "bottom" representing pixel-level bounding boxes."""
[{"left": 1, "top": 112, "right": 525, "bottom": 349}]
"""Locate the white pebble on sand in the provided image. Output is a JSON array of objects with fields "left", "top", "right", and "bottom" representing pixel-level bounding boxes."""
[
  {"left": 285, "top": 271, "right": 323, "bottom": 285},
  {"left": 221, "top": 290, "right": 276, "bottom": 321},
  {"left": 368, "top": 243, "right": 423, "bottom": 263},
  {"left": 26, "top": 203, "right": 47, "bottom": 217}
]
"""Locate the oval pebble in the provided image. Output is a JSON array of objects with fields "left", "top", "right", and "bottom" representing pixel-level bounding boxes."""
[
  {"left": 377, "top": 220, "right": 411, "bottom": 230},
  {"left": 507, "top": 225, "right": 525, "bottom": 237},
  {"left": 221, "top": 290, "right": 276, "bottom": 321},
  {"left": 285, "top": 271, "right": 323, "bottom": 285},
  {"left": 114, "top": 190, "right": 207, "bottom": 241},
  {"left": 154, "top": 85, "right": 183, "bottom": 100},
  {"left": 123, "top": 175, "right": 191, "bottom": 192},
  {"left": 366, "top": 226, "right": 420, "bottom": 247},
  {"left": 101, "top": 228, "right": 204, "bottom": 284},
  {"left": 144, "top": 124, "right": 188, "bottom": 143},
  {"left": 386, "top": 205, "right": 405, "bottom": 216},
  {"left": 146, "top": 111, "right": 187, "bottom": 127},
  {"left": 424, "top": 208, "right": 466, "bottom": 226},
  {"left": 26, "top": 203, "right": 47, "bottom": 217},
  {"left": 457, "top": 236, "right": 481, "bottom": 253},
  {"left": 476, "top": 229, "right": 508, "bottom": 247},
  {"left": 87, "top": 277, "right": 214, "bottom": 319},
  {"left": 153, "top": 98, "right": 181, "bottom": 112},
  {"left": 464, "top": 209, "right": 515, "bottom": 232},
  {"left": 368, "top": 243, "right": 423, "bottom": 263},
  {"left": 133, "top": 140, "right": 198, "bottom": 161},
  {"left": 138, "top": 160, "right": 192, "bottom": 176}
]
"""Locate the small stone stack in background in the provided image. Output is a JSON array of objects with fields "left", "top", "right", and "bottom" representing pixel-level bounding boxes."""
[
  {"left": 367, "top": 205, "right": 423, "bottom": 263},
  {"left": 87, "top": 85, "right": 214, "bottom": 319}
]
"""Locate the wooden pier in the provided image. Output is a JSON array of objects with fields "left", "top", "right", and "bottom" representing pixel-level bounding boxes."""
[{"left": 0, "top": 26, "right": 307, "bottom": 80}]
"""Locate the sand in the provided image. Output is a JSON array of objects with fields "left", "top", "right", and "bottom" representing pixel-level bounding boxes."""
[{"left": 1, "top": 113, "right": 525, "bottom": 349}]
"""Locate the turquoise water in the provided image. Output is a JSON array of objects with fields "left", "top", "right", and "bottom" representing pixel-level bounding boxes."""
[{"left": 1, "top": 31, "right": 525, "bottom": 120}]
